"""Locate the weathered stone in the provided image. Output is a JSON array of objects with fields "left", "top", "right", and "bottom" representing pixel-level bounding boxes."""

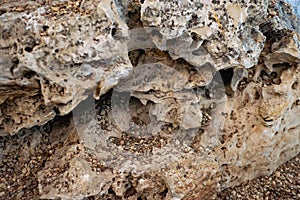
[
  {"left": 1, "top": 0, "right": 300, "bottom": 200},
  {"left": 140, "top": 0, "right": 268, "bottom": 70},
  {"left": 0, "top": 0, "right": 132, "bottom": 135}
]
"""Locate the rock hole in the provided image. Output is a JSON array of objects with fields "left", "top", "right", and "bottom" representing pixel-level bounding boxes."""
[
  {"left": 42, "top": 25, "right": 49, "bottom": 31},
  {"left": 243, "top": 164, "right": 251, "bottom": 171},
  {"left": 160, "top": 188, "right": 169, "bottom": 197},
  {"left": 124, "top": 186, "right": 137, "bottom": 198},
  {"left": 108, "top": 186, "right": 116, "bottom": 195},
  {"left": 10, "top": 57, "right": 19, "bottom": 75},
  {"left": 0, "top": 9, "right": 7, "bottom": 16},
  {"left": 24, "top": 47, "right": 33, "bottom": 52},
  {"left": 53, "top": 107, "right": 60, "bottom": 115},
  {"left": 191, "top": 32, "right": 201, "bottom": 42},
  {"left": 127, "top": 3, "right": 143, "bottom": 29},
  {"left": 236, "top": 140, "right": 242, "bottom": 148},
  {"left": 270, "top": 72, "right": 281, "bottom": 84},
  {"left": 219, "top": 134, "right": 227, "bottom": 144},
  {"left": 230, "top": 111, "right": 237, "bottom": 120},
  {"left": 221, "top": 146, "right": 227, "bottom": 156},
  {"left": 237, "top": 77, "right": 248, "bottom": 91},
  {"left": 291, "top": 100, "right": 300, "bottom": 109},
  {"left": 128, "top": 49, "right": 145, "bottom": 67},
  {"left": 219, "top": 68, "right": 234, "bottom": 97},
  {"left": 23, "top": 70, "right": 36, "bottom": 79},
  {"left": 129, "top": 97, "right": 151, "bottom": 126},
  {"left": 111, "top": 28, "right": 117, "bottom": 37},
  {"left": 292, "top": 81, "right": 298, "bottom": 90},
  {"left": 254, "top": 90, "right": 261, "bottom": 100}
]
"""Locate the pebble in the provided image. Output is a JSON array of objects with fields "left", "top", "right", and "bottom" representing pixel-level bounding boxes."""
[
  {"left": 218, "top": 153, "right": 300, "bottom": 199},
  {"left": 0, "top": 183, "right": 6, "bottom": 190}
]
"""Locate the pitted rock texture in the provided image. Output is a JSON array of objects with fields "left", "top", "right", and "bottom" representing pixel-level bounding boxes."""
[
  {"left": 140, "top": 0, "right": 268, "bottom": 70},
  {"left": 1, "top": 0, "right": 300, "bottom": 200},
  {"left": 0, "top": 0, "right": 132, "bottom": 135}
]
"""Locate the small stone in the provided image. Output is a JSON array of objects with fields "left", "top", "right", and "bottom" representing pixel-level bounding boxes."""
[{"left": 0, "top": 183, "right": 6, "bottom": 190}]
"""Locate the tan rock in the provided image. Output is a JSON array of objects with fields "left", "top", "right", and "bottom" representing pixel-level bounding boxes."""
[
  {"left": 0, "top": 0, "right": 132, "bottom": 135},
  {"left": 1, "top": 0, "right": 300, "bottom": 200}
]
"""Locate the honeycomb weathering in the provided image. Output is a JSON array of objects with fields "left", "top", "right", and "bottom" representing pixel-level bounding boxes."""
[{"left": 0, "top": 0, "right": 300, "bottom": 199}]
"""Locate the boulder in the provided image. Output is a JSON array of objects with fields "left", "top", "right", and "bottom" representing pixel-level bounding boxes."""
[{"left": 0, "top": 0, "right": 300, "bottom": 199}]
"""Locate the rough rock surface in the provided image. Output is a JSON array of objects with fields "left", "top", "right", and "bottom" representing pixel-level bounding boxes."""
[
  {"left": 140, "top": 0, "right": 268, "bottom": 70},
  {"left": 0, "top": 0, "right": 132, "bottom": 134},
  {"left": 1, "top": 0, "right": 300, "bottom": 199}
]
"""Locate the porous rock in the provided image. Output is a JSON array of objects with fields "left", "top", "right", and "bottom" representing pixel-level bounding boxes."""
[
  {"left": 0, "top": 0, "right": 132, "bottom": 135},
  {"left": 1, "top": 0, "right": 300, "bottom": 200},
  {"left": 140, "top": 0, "right": 268, "bottom": 70}
]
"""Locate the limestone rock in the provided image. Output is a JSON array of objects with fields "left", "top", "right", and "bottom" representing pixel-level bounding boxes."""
[
  {"left": 1, "top": 0, "right": 300, "bottom": 200},
  {"left": 0, "top": 0, "right": 132, "bottom": 135},
  {"left": 140, "top": 0, "right": 268, "bottom": 70}
]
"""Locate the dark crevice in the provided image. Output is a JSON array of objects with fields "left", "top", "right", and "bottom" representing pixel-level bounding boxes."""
[
  {"left": 53, "top": 106, "right": 60, "bottom": 115},
  {"left": 42, "top": 25, "right": 49, "bottom": 32},
  {"left": 219, "top": 68, "right": 234, "bottom": 97},
  {"left": 273, "top": 62, "right": 292, "bottom": 70},
  {"left": 0, "top": 9, "right": 7, "bottom": 16},
  {"left": 124, "top": 185, "right": 137, "bottom": 198},
  {"left": 23, "top": 70, "right": 37, "bottom": 79},
  {"left": 160, "top": 187, "right": 169, "bottom": 197},
  {"left": 127, "top": 2, "right": 143, "bottom": 29},
  {"left": 10, "top": 57, "right": 19, "bottom": 75},
  {"left": 128, "top": 49, "right": 145, "bottom": 67},
  {"left": 220, "top": 68, "right": 234, "bottom": 86},
  {"left": 108, "top": 186, "right": 116, "bottom": 195},
  {"left": 111, "top": 27, "right": 117, "bottom": 37},
  {"left": 24, "top": 46, "right": 33, "bottom": 52}
]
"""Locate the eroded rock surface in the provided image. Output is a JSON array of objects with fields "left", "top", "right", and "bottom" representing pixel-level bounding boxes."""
[
  {"left": 0, "top": 0, "right": 132, "bottom": 135},
  {"left": 1, "top": 0, "right": 300, "bottom": 200},
  {"left": 140, "top": 0, "right": 267, "bottom": 69}
]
